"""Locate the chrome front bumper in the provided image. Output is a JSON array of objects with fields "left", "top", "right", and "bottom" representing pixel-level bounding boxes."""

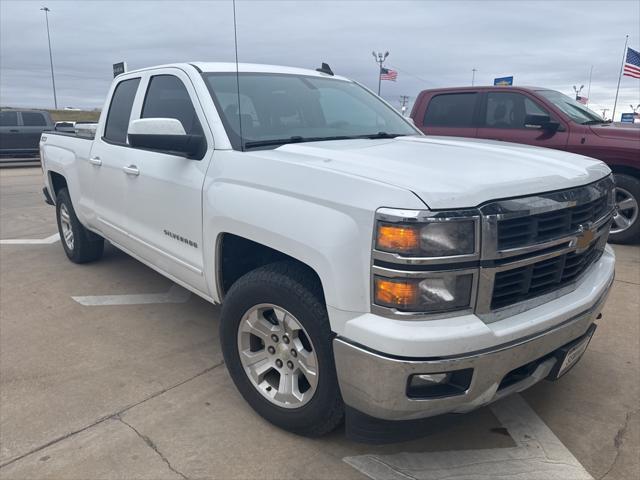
[{"left": 333, "top": 273, "right": 613, "bottom": 421}]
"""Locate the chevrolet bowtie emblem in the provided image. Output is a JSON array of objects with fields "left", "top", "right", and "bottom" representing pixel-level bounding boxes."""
[{"left": 575, "top": 224, "right": 595, "bottom": 250}]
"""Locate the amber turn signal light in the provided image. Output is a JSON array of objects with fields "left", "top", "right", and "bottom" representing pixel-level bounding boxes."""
[
  {"left": 376, "top": 224, "right": 420, "bottom": 253},
  {"left": 374, "top": 277, "right": 420, "bottom": 309}
]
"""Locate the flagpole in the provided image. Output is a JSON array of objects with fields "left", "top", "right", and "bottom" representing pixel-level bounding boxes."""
[
  {"left": 586, "top": 65, "right": 593, "bottom": 107},
  {"left": 612, "top": 34, "right": 629, "bottom": 122}
]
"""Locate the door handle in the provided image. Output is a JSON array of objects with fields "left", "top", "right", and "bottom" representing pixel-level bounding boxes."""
[
  {"left": 123, "top": 164, "right": 140, "bottom": 176},
  {"left": 9, "top": 129, "right": 19, "bottom": 133},
  {"left": 89, "top": 156, "right": 102, "bottom": 166}
]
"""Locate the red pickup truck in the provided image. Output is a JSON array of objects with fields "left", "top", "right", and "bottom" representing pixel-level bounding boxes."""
[{"left": 410, "top": 86, "right": 640, "bottom": 243}]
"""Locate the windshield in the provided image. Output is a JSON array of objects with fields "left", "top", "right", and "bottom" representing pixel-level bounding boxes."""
[
  {"left": 202, "top": 72, "right": 417, "bottom": 150},
  {"left": 536, "top": 89, "right": 605, "bottom": 124}
]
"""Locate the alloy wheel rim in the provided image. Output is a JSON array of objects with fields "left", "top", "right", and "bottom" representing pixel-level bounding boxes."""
[
  {"left": 237, "top": 303, "right": 318, "bottom": 409},
  {"left": 611, "top": 186, "right": 638, "bottom": 234},
  {"left": 60, "top": 204, "right": 74, "bottom": 250}
]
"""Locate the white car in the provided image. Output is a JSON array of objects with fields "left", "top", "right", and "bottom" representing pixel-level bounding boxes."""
[{"left": 40, "top": 62, "right": 615, "bottom": 441}]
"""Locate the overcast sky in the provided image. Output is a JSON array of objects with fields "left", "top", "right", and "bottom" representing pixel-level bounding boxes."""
[{"left": 1, "top": 0, "right": 639, "bottom": 120}]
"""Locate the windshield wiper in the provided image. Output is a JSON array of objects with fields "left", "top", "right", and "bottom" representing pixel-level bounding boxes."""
[
  {"left": 361, "top": 132, "right": 407, "bottom": 139},
  {"left": 581, "top": 119, "right": 609, "bottom": 125},
  {"left": 243, "top": 132, "right": 409, "bottom": 149},
  {"left": 243, "top": 135, "right": 353, "bottom": 149}
]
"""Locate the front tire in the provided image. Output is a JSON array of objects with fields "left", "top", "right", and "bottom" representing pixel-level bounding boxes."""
[
  {"left": 220, "top": 261, "right": 344, "bottom": 436},
  {"left": 55, "top": 188, "right": 104, "bottom": 263},
  {"left": 610, "top": 174, "right": 640, "bottom": 244}
]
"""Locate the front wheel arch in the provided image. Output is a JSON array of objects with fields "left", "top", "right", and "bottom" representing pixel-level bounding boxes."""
[
  {"left": 610, "top": 172, "right": 640, "bottom": 244},
  {"left": 215, "top": 233, "right": 326, "bottom": 304}
]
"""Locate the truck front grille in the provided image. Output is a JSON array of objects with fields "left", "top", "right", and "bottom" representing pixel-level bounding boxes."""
[
  {"left": 491, "top": 242, "right": 604, "bottom": 310},
  {"left": 497, "top": 195, "right": 609, "bottom": 250},
  {"left": 477, "top": 175, "right": 615, "bottom": 321}
]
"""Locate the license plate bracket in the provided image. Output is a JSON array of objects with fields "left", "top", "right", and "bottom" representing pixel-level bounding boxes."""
[{"left": 547, "top": 323, "right": 597, "bottom": 381}]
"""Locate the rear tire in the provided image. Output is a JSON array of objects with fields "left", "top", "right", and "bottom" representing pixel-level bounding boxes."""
[
  {"left": 610, "top": 174, "right": 640, "bottom": 244},
  {"left": 220, "top": 261, "right": 344, "bottom": 436},
  {"left": 55, "top": 188, "right": 104, "bottom": 263}
]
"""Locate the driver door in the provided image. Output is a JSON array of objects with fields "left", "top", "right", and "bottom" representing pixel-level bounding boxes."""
[
  {"left": 476, "top": 91, "right": 569, "bottom": 149},
  {"left": 120, "top": 69, "right": 213, "bottom": 292}
]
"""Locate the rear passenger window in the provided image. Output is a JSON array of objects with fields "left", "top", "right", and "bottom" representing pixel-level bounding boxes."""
[
  {"left": 423, "top": 93, "right": 477, "bottom": 127},
  {"left": 104, "top": 78, "right": 140, "bottom": 144},
  {"left": 0, "top": 111, "right": 18, "bottom": 126},
  {"left": 22, "top": 112, "right": 47, "bottom": 126},
  {"left": 142, "top": 75, "right": 202, "bottom": 135}
]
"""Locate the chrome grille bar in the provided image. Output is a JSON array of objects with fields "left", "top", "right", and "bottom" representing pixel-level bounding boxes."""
[{"left": 476, "top": 176, "right": 615, "bottom": 322}]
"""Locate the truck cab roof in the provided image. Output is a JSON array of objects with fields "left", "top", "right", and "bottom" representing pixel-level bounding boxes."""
[
  {"left": 417, "top": 85, "right": 546, "bottom": 93},
  {"left": 123, "top": 62, "right": 351, "bottom": 82}
]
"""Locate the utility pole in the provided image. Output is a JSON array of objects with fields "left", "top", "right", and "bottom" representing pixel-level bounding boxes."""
[
  {"left": 399, "top": 95, "right": 410, "bottom": 116},
  {"left": 372, "top": 51, "right": 389, "bottom": 96},
  {"left": 471, "top": 68, "right": 477, "bottom": 86},
  {"left": 40, "top": 6, "right": 58, "bottom": 109}
]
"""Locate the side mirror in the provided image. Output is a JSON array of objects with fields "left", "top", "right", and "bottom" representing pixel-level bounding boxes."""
[
  {"left": 127, "top": 118, "right": 204, "bottom": 158},
  {"left": 524, "top": 114, "right": 560, "bottom": 132}
]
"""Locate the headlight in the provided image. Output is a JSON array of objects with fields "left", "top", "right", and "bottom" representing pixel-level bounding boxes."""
[
  {"left": 376, "top": 218, "right": 477, "bottom": 257},
  {"left": 374, "top": 273, "right": 474, "bottom": 313},
  {"left": 372, "top": 208, "right": 479, "bottom": 316}
]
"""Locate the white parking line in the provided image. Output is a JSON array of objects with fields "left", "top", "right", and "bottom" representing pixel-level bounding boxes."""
[
  {"left": 344, "top": 394, "right": 593, "bottom": 480},
  {"left": 0, "top": 233, "right": 60, "bottom": 245},
  {"left": 72, "top": 284, "right": 192, "bottom": 306}
]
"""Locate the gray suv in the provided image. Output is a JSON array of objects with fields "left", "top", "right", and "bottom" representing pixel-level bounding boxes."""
[{"left": 0, "top": 110, "right": 55, "bottom": 157}]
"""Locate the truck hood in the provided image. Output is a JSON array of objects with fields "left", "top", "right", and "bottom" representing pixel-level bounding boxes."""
[
  {"left": 267, "top": 136, "right": 610, "bottom": 209},
  {"left": 589, "top": 124, "right": 640, "bottom": 141}
]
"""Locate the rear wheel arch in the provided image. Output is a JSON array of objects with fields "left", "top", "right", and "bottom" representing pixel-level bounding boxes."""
[{"left": 48, "top": 171, "right": 68, "bottom": 203}]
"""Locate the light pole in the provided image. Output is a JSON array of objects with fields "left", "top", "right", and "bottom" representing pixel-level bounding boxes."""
[
  {"left": 572, "top": 84, "right": 584, "bottom": 101},
  {"left": 40, "top": 6, "right": 58, "bottom": 109},
  {"left": 372, "top": 51, "right": 389, "bottom": 96},
  {"left": 471, "top": 68, "right": 477, "bottom": 86}
]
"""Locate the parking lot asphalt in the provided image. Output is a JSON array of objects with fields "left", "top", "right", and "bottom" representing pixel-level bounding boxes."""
[{"left": 0, "top": 167, "right": 638, "bottom": 480}]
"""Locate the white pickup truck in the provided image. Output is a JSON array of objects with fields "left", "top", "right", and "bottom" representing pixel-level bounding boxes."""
[{"left": 40, "top": 62, "right": 615, "bottom": 441}]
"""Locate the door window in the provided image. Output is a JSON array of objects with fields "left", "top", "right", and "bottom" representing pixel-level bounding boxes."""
[
  {"left": 423, "top": 93, "right": 478, "bottom": 127},
  {"left": 104, "top": 78, "right": 141, "bottom": 144},
  {"left": 485, "top": 92, "right": 550, "bottom": 129},
  {"left": 0, "top": 111, "right": 18, "bottom": 126},
  {"left": 21, "top": 112, "right": 47, "bottom": 126},
  {"left": 141, "top": 75, "right": 203, "bottom": 135}
]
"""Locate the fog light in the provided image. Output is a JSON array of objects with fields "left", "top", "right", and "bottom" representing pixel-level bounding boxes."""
[
  {"left": 414, "top": 373, "right": 450, "bottom": 385},
  {"left": 407, "top": 369, "right": 473, "bottom": 399}
]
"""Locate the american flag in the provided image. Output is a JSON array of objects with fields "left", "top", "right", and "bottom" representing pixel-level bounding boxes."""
[
  {"left": 380, "top": 67, "right": 398, "bottom": 81},
  {"left": 623, "top": 47, "right": 640, "bottom": 79}
]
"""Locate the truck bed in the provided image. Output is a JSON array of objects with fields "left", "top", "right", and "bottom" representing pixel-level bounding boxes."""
[{"left": 41, "top": 130, "right": 95, "bottom": 171}]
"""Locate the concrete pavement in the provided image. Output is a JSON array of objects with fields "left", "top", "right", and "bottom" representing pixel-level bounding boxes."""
[{"left": 1, "top": 168, "right": 638, "bottom": 479}]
